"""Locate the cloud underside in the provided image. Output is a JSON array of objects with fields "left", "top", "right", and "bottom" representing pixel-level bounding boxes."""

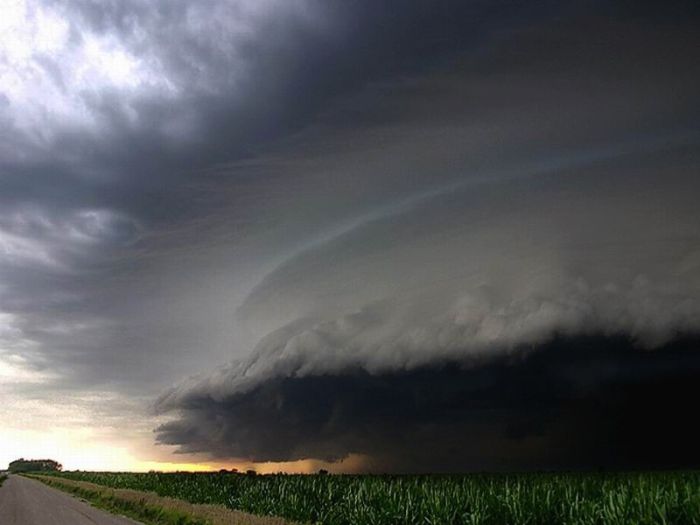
[
  {"left": 156, "top": 335, "right": 700, "bottom": 471},
  {"left": 1, "top": 0, "right": 699, "bottom": 470},
  {"left": 155, "top": 164, "right": 700, "bottom": 469}
]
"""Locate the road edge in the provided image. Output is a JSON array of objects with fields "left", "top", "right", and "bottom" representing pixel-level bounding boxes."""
[
  {"left": 23, "top": 474, "right": 191, "bottom": 525},
  {"left": 25, "top": 475, "right": 293, "bottom": 525}
]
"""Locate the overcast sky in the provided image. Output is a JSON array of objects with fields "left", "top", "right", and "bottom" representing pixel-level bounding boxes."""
[{"left": 1, "top": 0, "right": 700, "bottom": 472}]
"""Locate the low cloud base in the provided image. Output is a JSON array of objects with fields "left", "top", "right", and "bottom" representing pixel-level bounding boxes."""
[{"left": 156, "top": 334, "right": 700, "bottom": 472}]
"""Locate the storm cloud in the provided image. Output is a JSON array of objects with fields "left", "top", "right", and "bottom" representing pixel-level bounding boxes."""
[
  {"left": 1, "top": 0, "right": 700, "bottom": 470},
  {"left": 155, "top": 160, "right": 700, "bottom": 469},
  {"left": 156, "top": 335, "right": 700, "bottom": 472}
]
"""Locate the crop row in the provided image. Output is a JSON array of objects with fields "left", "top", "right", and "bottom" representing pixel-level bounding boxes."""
[{"left": 46, "top": 470, "right": 700, "bottom": 525}]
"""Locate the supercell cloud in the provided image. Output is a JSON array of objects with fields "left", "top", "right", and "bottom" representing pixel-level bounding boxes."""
[
  {"left": 1, "top": 0, "right": 700, "bottom": 470},
  {"left": 155, "top": 160, "right": 700, "bottom": 470}
]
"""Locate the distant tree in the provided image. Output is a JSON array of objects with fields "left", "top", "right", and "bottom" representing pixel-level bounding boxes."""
[
  {"left": 318, "top": 469, "right": 329, "bottom": 475},
  {"left": 246, "top": 469, "right": 256, "bottom": 476},
  {"left": 8, "top": 458, "right": 62, "bottom": 473}
]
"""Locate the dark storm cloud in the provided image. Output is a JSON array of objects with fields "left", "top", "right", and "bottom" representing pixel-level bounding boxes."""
[
  {"left": 2, "top": 0, "right": 700, "bottom": 469},
  {"left": 10, "top": 0, "right": 560, "bottom": 194},
  {"left": 156, "top": 150, "right": 700, "bottom": 468},
  {"left": 0, "top": 0, "right": 591, "bottom": 393},
  {"left": 156, "top": 334, "right": 700, "bottom": 472}
]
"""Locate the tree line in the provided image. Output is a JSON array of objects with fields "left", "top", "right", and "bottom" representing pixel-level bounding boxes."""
[{"left": 8, "top": 458, "right": 62, "bottom": 473}]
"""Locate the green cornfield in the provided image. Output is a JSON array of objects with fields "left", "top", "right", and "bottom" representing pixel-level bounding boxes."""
[{"left": 46, "top": 470, "right": 700, "bottom": 524}]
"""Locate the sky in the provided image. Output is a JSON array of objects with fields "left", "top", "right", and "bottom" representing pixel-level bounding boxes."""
[{"left": 1, "top": 0, "right": 699, "bottom": 473}]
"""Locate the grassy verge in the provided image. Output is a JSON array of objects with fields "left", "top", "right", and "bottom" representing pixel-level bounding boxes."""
[
  {"left": 0, "top": 474, "right": 7, "bottom": 487},
  {"left": 26, "top": 474, "right": 205, "bottom": 525},
  {"left": 25, "top": 474, "right": 292, "bottom": 525},
  {"left": 40, "top": 470, "right": 700, "bottom": 525}
]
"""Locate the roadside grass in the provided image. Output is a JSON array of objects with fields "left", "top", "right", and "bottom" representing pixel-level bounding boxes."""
[
  {"left": 0, "top": 474, "right": 7, "bottom": 487},
  {"left": 25, "top": 475, "right": 205, "bottom": 525},
  {"left": 40, "top": 470, "right": 700, "bottom": 525},
  {"left": 25, "top": 474, "right": 292, "bottom": 525}
]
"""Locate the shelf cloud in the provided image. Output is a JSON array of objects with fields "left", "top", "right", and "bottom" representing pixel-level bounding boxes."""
[
  {"left": 156, "top": 156, "right": 700, "bottom": 469},
  {"left": 1, "top": 0, "right": 699, "bottom": 470}
]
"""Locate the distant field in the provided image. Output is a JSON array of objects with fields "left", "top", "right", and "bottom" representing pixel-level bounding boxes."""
[{"left": 44, "top": 470, "right": 700, "bottom": 525}]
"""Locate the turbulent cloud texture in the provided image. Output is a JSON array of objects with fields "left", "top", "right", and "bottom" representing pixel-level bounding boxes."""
[
  {"left": 1, "top": 0, "right": 699, "bottom": 469},
  {"left": 155, "top": 158, "right": 700, "bottom": 469},
  {"left": 156, "top": 335, "right": 700, "bottom": 471}
]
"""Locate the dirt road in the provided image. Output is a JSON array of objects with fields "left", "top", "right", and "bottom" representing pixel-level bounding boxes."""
[{"left": 0, "top": 475, "right": 142, "bottom": 525}]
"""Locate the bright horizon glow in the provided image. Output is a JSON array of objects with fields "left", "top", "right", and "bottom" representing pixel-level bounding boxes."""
[
  {"left": 0, "top": 430, "right": 369, "bottom": 473},
  {"left": 0, "top": 426, "right": 369, "bottom": 473},
  {"left": 0, "top": 346, "right": 368, "bottom": 474}
]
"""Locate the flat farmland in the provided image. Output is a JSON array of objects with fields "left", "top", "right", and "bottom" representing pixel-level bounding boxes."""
[{"left": 41, "top": 471, "right": 700, "bottom": 525}]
